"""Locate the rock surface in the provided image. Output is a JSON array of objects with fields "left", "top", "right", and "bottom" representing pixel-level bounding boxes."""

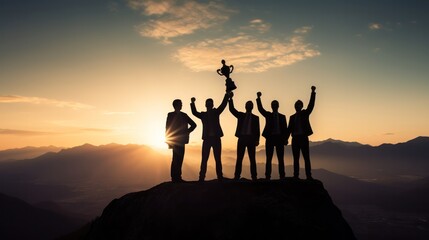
[{"left": 86, "top": 178, "right": 356, "bottom": 240}]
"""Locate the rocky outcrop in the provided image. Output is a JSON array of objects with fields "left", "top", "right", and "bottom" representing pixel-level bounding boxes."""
[{"left": 86, "top": 179, "right": 356, "bottom": 240}]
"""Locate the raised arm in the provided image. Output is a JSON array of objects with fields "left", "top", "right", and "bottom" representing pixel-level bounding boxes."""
[
  {"left": 228, "top": 95, "right": 240, "bottom": 118},
  {"left": 256, "top": 92, "right": 269, "bottom": 117},
  {"left": 190, "top": 97, "right": 202, "bottom": 119},
  {"left": 217, "top": 92, "right": 229, "bottom": 113},
  {"left": 307, "top": 86, "right": 316, "bottom": 114}
]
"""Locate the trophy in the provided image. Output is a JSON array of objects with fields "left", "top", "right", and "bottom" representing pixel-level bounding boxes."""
[{"left": 217, "top": 59, "right": 237, "bottom": 92}]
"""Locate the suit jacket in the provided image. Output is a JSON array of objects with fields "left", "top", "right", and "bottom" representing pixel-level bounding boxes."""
[
  {"left": 165, "top": 111, "right": 196, "bottom": 146},
  {"left": 288, "top": 92, "right": 316, "bottom": 137},
  {"left": 229, "top": 99, "right": 260, "bottom": 143},
  {"left": 191, "top": 93, "right": 229, "bottom": 140},
  {"left": 256, "top": 98, "right": 288, "bottom": 141}
]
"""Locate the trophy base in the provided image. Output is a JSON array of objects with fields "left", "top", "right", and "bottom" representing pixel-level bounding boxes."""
[{"left": 225, "top": 78, "right": 237, "bottom": 92}]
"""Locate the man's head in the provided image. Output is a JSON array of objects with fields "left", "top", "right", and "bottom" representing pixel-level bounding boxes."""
[
  {"left": 271, "top": 100, "right": 279, "bottom": 112},
  {"left": 221, "top": 59, "right": 225, "bottom": 65},
  {"left": 205, "top": 98, "right": 214, "bottom": 110},
  {"left": 245, "top": 101, "right": 253, "bottom": 112},
  {"left": 294, "top": 100, "right": 303, "bottom": 112},
  {"left": 172, "top": 99, "right": 182, "bottom": 111}
]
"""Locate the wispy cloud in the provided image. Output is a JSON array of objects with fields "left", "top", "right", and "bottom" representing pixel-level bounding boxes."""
[
  {"left": 79, "top": 128, "right": 112, "bottom": 133},
  {"left": 294, "top": 26, "right": 313, "bottom": 34},
  {"left": 128, "top": 0, "right": 232, "bottom": 43},
  {"left": 0, "top": 129, "right": 55, "bottom": 136},
  {"left": 0, "top": 95, "right": 94, "bottom": 110},
  {"left": 369, "top": 23, "right": 383, "bottom": 31},
  {"left": 240, "top": 19, "right": 271, "bottom": 33},
  {"left": 103, "top": 111, "right": 136, "bottom": 115},
  {"left": 0, "top": 127, "right": 112, "bottom": 136},
  {"left": 174, "top": 27, "right": 320, "bottom": 73}
]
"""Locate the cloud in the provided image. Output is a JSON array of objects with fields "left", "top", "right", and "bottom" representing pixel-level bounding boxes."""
[
  {"left": 103, "top": 111, "right": 136, "bottom": 115},
  {"left": 0, "top": 95, "right": 94, "bottom": 110},
  {"left": 79, "top": 128, "right": 112, "bottom": 133},
  {"left": 294, "top": 26, "right": 312, "bottom": 34},
  {"left": 128, "top": 0, "right": 232, "bottom": 43},
  {"left": 0, "top": 127, "right": 112, "bottom": 136},
  {"left": 241, "top": 19, "right": 271, "bottom": 33},
  {"left": 0, "top": 129, "right": 54, "bottom": 136},
  {"left": 173, "top": 28, "right": 320, "bottom": 73},
  {"left": 369, "top": 23, "right": 383, "bottom": 30}
]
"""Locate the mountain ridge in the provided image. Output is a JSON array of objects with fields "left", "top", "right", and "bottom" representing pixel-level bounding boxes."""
[{"left": 2, "top": 136, "right": 428, "bottom": 158}]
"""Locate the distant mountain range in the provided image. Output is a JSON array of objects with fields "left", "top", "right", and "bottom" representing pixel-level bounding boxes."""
[
  {"left": 307, "top": 136, "right": 429, "bottom": 182},
  {"left": 0, "top": 137, "right": 428, "bottom": 239},
  {"left": 0, "top": 143, "right": 171, "bottom": 219},
  {"left": 0, "top": 145, "right": 62, "bottom": 162}
]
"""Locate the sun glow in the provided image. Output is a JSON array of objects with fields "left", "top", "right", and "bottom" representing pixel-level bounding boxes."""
[
  {"left": 138, "top": 118, "right": 169, "bottom": 150},
  {"left": 145, "top": 129, "right": 168, "bottom": 150}
]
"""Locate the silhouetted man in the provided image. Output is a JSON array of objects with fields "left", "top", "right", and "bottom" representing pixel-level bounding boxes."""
[
  {"left": 229, "top": 93, "right": 260, "bottom": 181},
  {"left": 191, "top": 93, "right": 229, "bottom": 181},
  {"left": 166, "top": 99, "right": 197, "bottom": 183},
  {"left": 287, "top": 86, "right": 316, "bottom": 180},
  {"left": 256, "top": 92, "right": 288, "bottom": 180}
]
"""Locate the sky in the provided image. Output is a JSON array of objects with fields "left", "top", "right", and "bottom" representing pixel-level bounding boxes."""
[{"left": 1, "top": 0, "right": 429, "bottom": 150}]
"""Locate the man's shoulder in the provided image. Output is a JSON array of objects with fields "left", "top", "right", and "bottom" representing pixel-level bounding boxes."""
[{"left": 302, "top": 109, "right": 311, "bottom": 114}]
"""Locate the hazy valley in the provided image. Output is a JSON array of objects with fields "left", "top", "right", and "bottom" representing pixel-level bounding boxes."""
[{"left": 1, "top": 137, "right": 428, "bottom": 239}]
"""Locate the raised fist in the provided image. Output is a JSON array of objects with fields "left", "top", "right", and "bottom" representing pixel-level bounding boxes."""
[
  {"left": 257, "top": 92, "right": 262, "bottom": 97},
  {"left": 311, "top": 86, "right": 316, "bottom": 92},
  {"left": 191, "top": 97, "right": 196, "bottom": 103}
]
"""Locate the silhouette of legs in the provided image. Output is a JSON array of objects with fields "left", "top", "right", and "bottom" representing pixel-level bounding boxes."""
[
  {"left": 300, "top": 137, "right": 312, "bottom": 179},
  {"left": 199, "top": 140, "right": 210, "bottom": 181},
  {"left": 171, "top": 145, "right": 185, "bottom": 182},
  {"left": 199, "top": 137, "right": 223, "bottom": 181},
  {"left": 234, "top": 139, "right": 246, "bottom": 179},
  {"left": 212, "top": 138, "right": 223, "bottom": 179},
  {"left": 275, "top": 143, "right": 285, "bottom": 179},
  {"left": 247, "top": 141, "right": 257, "bottom": 180},
  {"left": 265, "top": 140, "right": 274, "bottom": 179},
  {"left": 292, "top": 135, "right": 312, "bottom": 179},
  {"left": 235, "top": 137, "right": 257, "bottom": 180},
  {"left": 265, "top": 137, "right": 285, "bottom": 179}
]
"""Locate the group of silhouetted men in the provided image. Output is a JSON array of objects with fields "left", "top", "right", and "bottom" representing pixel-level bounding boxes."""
[{"left": 165, "top": 86, "right": 316, "bottom": 183}]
